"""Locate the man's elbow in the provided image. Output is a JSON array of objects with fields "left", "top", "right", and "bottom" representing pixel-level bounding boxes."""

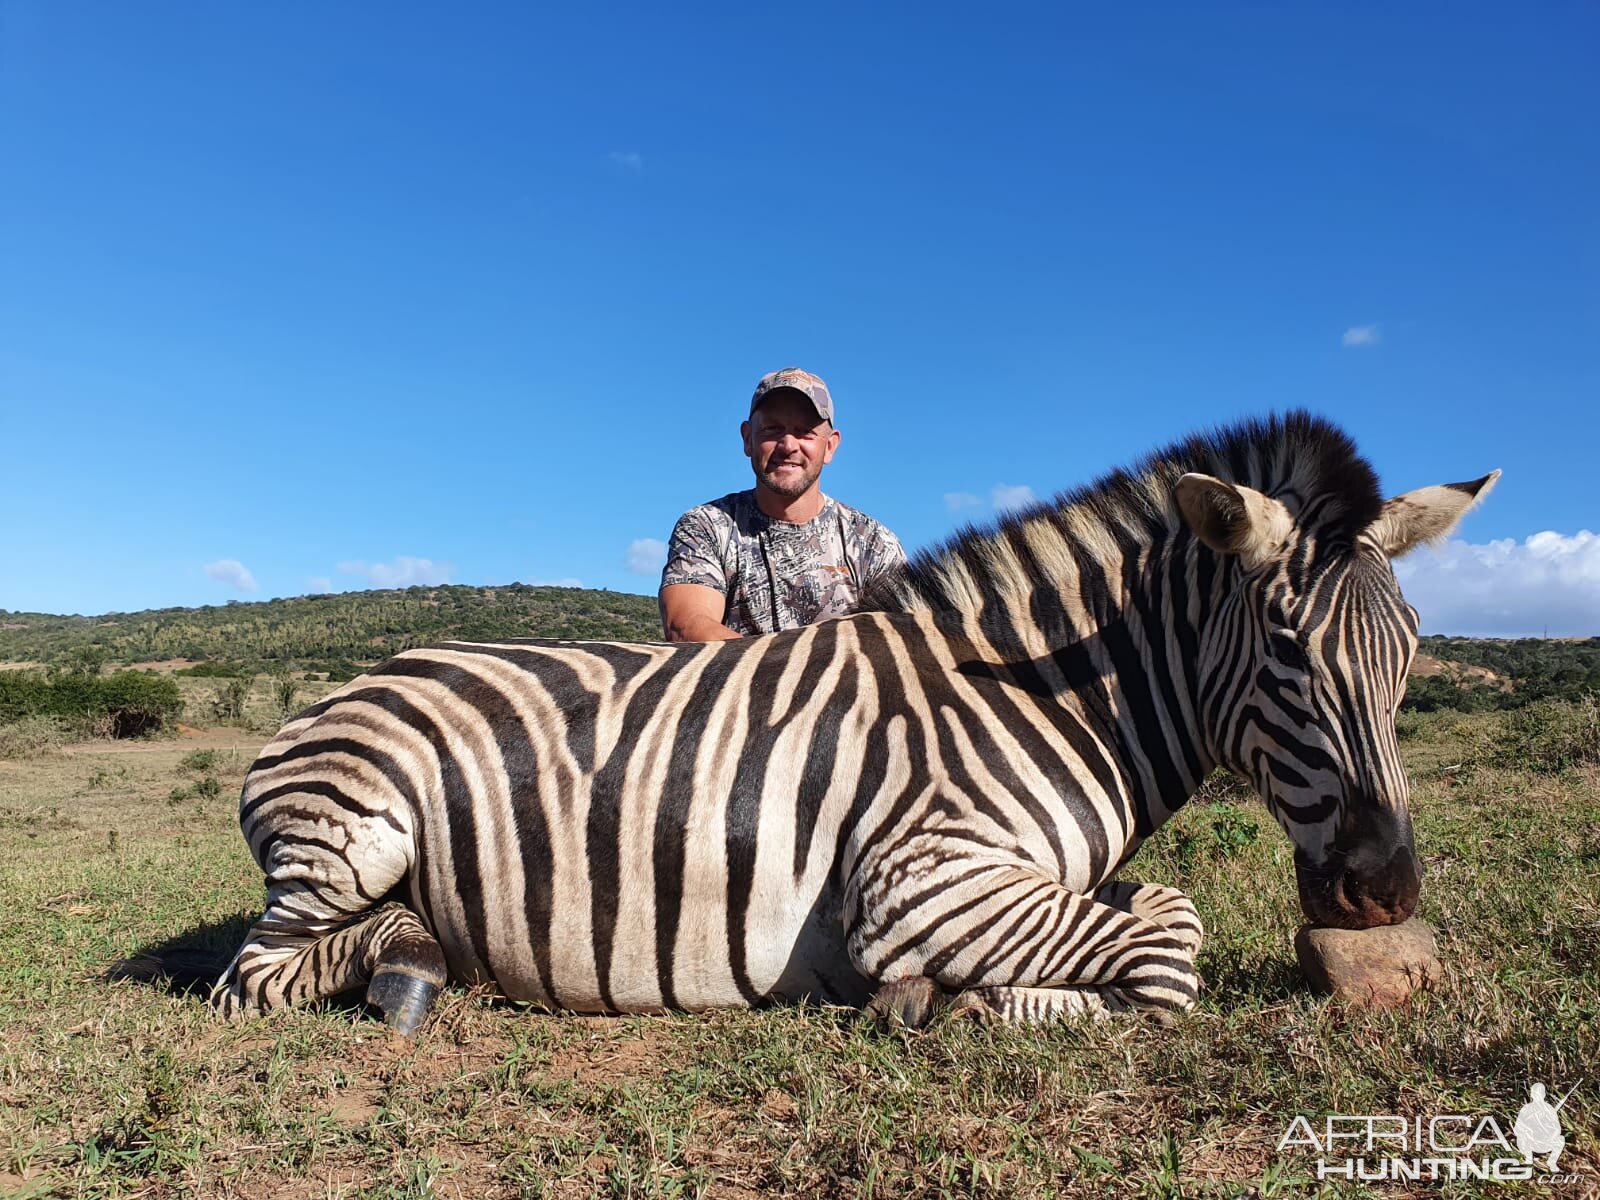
[
  {"left": 661, "top": 611, "right": 737, "bottom": 643},
  {"left": 659, "top": 604, "right": 708, "bottom": 643}
]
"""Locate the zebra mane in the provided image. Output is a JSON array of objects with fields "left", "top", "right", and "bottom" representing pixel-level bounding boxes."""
[{"left": 862, "top": 411, "right": 1384, "bottom": 617}]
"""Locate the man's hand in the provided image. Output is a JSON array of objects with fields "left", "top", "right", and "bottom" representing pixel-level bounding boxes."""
[{"left": 659, "top": 584, "right": 742, "bottom": 642}]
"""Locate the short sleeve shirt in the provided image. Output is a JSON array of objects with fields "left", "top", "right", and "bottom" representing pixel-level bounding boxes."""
[{"left": 661, "top": 491, "right": 906, "bottom": 635}]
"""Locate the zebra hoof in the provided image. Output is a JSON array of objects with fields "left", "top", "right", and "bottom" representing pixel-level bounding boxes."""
[
  {"left": 366, "top": 967, "right": 441, "bottom": 1038},
  {"left": 867, "top": 977, "right": 947, "bottom": 1029},
  {"left": 945, "top": 990, "right": 1000, "bottom": 1023}
]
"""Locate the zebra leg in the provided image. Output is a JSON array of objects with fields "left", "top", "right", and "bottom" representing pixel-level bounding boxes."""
[
  {"left": 946, "top": 983, "right": 1132, "bottom": 1023},
  {"left": 214, "top": 900, "right": 446, "bottom": 1036},
  {"left": 1093, "top": 879, "right": 1204, "bottom": 958},
  {"left": 849, "top": 861, "right": 1201, "bottom": 1027},
  {"left": 212, "top": 813, "right": 447, "bottom": 1036},
  {"left": 358, "top": 905, "right": 449, "bottom": 1036},
  {"left": 867, "top": 976, "right": 950, "bottom": 1027}
]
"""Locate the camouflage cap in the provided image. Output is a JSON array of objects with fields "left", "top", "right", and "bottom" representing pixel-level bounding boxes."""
[{"left": 750, "top": 367, "right": 834, "bottom": 424}]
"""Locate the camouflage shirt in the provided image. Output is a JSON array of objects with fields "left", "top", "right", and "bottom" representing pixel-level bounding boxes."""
[{"left": 661, "top": 491, "right": 906, "bottom": 635}]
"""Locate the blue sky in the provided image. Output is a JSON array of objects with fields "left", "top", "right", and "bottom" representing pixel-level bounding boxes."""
[{"left": 2, "top": 3, "right": 1596, "bottom": 634}]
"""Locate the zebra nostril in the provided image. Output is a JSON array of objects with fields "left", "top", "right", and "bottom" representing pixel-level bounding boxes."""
[{"left": 1336, "top": 843, "right": 1420, "bottom": 925}]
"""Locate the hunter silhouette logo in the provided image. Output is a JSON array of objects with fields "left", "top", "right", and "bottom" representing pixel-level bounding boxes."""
[{"left": 1515, "top": 1081, "right": 1577, "bottom": 1172}]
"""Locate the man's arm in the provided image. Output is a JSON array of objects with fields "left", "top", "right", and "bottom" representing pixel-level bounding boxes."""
[
  {"left": 659, "top": 583, "right": 742, "bottom": 643},
  {"left": 659, "top": 507, "right": 742, "bottom": 641}
]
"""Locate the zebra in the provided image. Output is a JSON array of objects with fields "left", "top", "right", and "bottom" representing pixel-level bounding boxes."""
[{"left": 213, "top": 413, "right": 1496, "bottom": 1034}]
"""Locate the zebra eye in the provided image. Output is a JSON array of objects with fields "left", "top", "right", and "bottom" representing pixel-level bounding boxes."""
[{"left": 1270, "top": 631, "right": 1311, "bottom": 672}]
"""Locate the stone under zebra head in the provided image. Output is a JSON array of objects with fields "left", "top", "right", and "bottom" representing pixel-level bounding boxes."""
[{"left": 1176, "top": 461, "right": 1500, "bottom": 931}]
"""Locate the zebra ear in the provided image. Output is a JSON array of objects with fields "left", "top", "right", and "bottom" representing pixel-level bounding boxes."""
[
  {"left": 1175, "top": 473, "right": 1295, "bottom": 569},
  {"left": 1369, "top": 470, "right": 1501, "bottom": 558}
]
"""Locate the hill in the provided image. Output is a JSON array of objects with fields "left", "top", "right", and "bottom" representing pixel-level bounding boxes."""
[
  {"left": 1, "top": 591, "right": 1594, "bottom": 714},
  {"left": 0, "top": 584, "right": 663, "bottom": 672},
  {"left": 1409, "top": 634, "right": 1600, "bottom": 711}
]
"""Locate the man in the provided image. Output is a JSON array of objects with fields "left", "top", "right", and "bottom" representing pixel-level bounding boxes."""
[{"left": 659, "top": 367, "right": 906, "bottom": 641}]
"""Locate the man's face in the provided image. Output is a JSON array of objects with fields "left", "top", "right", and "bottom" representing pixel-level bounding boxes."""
[{"left": 742, "top": 392, "right": 841, "bottom": 499}]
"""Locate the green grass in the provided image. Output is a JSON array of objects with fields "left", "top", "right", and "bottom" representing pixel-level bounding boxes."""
[{"left": 1, "top": 709, "right": 1596, "bottom": 1198}]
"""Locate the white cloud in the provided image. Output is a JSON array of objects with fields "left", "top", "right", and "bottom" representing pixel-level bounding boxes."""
[
  {"left": 204, "top": 559, "right": 257, "bottom": 593},
  {"left": 1342, "top": 324, "right": 1381, "bottom": 348},
  {"left": 945, "top": 491, "right": 982, "bottom": 512},
  {"left": 609, "top": 150, "right": 643, "bottom": 170},
  {"left": 626, "top": 538, "right": 667, "bottom": 576},
  {"left": 1393, "top": 530, "right": 1600, "bottom": 636},
  {"left": 531, "top": 577, "right": 584, "bottom": 589},
  {"left": 307, "top": 576, "right": 333, "bottom": 594},
  {"left": 992, "top": 484, "right": 1037, "bottom": 513},
  {"left": 335, "top": 557, "right": 455, "bottom": 588}
]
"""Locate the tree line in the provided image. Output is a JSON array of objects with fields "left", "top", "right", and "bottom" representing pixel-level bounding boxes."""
[
  {"left": 0, "top": 584, "right": 662, "bottom": 671},
  {"left": 1404, "top": 635, "right": 1600, "bottom": 712}
]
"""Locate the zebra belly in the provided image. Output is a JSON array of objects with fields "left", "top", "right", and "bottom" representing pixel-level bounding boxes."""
[{"left": 414, "top": 833, "right": 866, "bottom": 1013}]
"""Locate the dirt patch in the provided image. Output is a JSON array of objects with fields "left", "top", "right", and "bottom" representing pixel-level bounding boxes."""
[
  {"left": 62, "top": 729, "right": 269, "bottom": 756},
  {"left": 326, "top": 1089, "right": 380, "bottom": 1126},
  {"left": 542, "top": 1029, "right": 675, "bottom": 1084},
  {"left": 1411, "top": 654, "right": 1510, "bottom": 690},
  {"left": 0, "top": 1167, "right": 58, "bottom": 1196}
]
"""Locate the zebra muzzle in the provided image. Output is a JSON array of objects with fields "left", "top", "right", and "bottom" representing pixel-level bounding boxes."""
[{"left": 1300, "top": 842, "right": 1421, "bottom": 930}]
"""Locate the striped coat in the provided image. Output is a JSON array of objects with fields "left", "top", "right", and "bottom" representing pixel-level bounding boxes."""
[{"left": 216, "top": 414, "right": 1496, "bottom": 1033}]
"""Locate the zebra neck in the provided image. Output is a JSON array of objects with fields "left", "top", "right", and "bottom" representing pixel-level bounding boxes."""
[{"left": 932, "top": 533, "right": 1223, "bottom": 840}]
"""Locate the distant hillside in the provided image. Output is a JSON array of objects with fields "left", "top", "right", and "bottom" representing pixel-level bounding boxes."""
[
  {"left": 1407, "top": 635, "right": 1600, "bottom": 711},
  {"left": 0, "top": 585, "right": 662, "bottom": 670},
  {"left": 2, "top": 593, "right": 1594, "bottom": 714}
]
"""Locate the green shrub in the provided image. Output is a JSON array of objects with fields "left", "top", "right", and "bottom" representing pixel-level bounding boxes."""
[
  {"left": 1466, "top": 695, "right": 1599, "bottom": 775},
  {"left": 1394, "top": 709, "right": 1430, "bottom": 741},
  {"left": 0, "top": 715, "right": 71, "bottom": 759},
  {"left": 0, "top": 670, "right": 182, "bottom": 737},
  {"left": 209, "top": 677, "right": 251, "bottom": 722},
  {"left": 268, "top": 669, "right": 299, "bottom": 724},
  {"left": 174, "top": 661, "right": 248, "bottom": 678},
  {"left": 178, "top": 749, "right": 217, "bottom": 773},
  {"left": 1401, "top": 674, "right": 1500, "bottom": 714},
  {"left": 1173, "top": 802, "right": 1261, "bottom": 868}
]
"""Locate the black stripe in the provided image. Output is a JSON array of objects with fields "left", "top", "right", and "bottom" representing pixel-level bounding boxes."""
[
  {"left": 587, "top": 646, "right": 703, "bottom": 1011},
  {"left": 654, "top": 642, "right": 746, "bottom": 1009},
  {"left": 794, "top": 638, "right": 856, "bottom": 878},
  {"left": 366, "top": 658, "right": 556, "bottom": 999},
  {"left": 242, "top": 775, "right": 405, "bottom": 832},
  {"left": 724, "top": 631, "right": 805, "bottom": 1004}
]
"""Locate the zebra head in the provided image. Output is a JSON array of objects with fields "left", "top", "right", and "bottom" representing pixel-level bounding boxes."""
[{"left": 1176, "top": 468, "right": 1499, "bottom": 930}]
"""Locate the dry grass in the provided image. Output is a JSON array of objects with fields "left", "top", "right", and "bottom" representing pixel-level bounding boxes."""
[{"left": 1, "top": 709, "right": 1596, "bottom": 1198}]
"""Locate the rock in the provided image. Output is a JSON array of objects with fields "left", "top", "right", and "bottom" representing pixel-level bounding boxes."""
[{"left": 1294, "top": 918, "right": 1442, "bottom": 1008}]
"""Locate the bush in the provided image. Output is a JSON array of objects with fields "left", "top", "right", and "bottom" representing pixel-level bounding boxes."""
[
  {"left": 0, "top": 715, "right": 71, "bottom": 759},
  {"left": 1394, "top": 709, "right": 1430, "bottom": 741},
  {"left": 1466, "top": 695, "right": 1600, "bottom": 775},
  {"left": 1401, "top": 674, "right": 1500, "bottom": 714},
  {"left": 179, "top": 749, "right": 217, "bottom": 773},
  {"left": 0, "top": 670, "right": 182, "bottom": 737},
  {"left": 174, "top": 662, "right": 249, "bottom": 678},
  {"left": 209, "top": 677, "right": 252, "bottom": 722},
  {"left": 269, "top": 669, "right": 299, "bottom": 724}
]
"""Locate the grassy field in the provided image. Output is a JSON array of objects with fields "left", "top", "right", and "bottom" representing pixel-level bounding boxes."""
[{"left": 1, "top": 700, "right": 1596, "bottom": 1198}]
